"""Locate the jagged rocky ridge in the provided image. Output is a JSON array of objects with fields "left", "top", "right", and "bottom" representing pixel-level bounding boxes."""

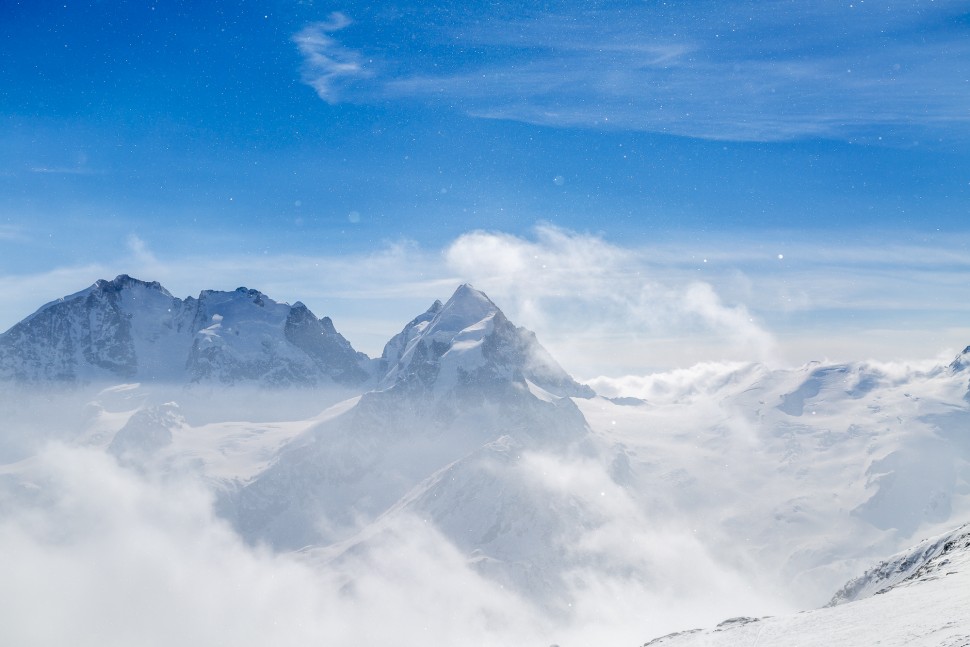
[
  {"left": 827, "top": 521, "right": 970, "bottom": 606},
  {"left": 0, "top": 276, "right": 591, "bottom": 398},
  {"left": 0, "top": 275, "right": 370, "bottom": 387},
  {"left": 639, "top": 521, "right": 970, "bottom": 647}
]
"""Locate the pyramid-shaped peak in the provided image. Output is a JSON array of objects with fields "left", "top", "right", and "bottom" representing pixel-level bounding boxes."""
[
  {"left": 450, "top": 283, "right": 491, "bottom": 303},
  {"left": 434, "top": 283, "right": 501, "bottom": 333}
]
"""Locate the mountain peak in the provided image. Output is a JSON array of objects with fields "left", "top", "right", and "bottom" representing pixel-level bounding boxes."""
[
  {"left": 950, "top": 345, "right": 970, "bottom": 372},
  {"left": 433, "top": 283, "right": 500, "bottom": 335},
  {"left": 450, "top": 283, "right": 491, "bottom": 305},
  {"left": 0, "top": 276, "right": 370, "bottom": 387},
  {"left": 93, "top": 274, "right": 171, "bottom": 297},
  {"left": 377, "top": 283, "right": 592, "bottom": 398}
]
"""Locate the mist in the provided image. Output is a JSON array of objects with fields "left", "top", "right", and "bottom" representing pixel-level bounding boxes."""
[
  {"left": 1, "top": 274, "right": 968, "bottom": 646},
  {"left": 0, "top": 383, "right": 799, "bottom": 647}
]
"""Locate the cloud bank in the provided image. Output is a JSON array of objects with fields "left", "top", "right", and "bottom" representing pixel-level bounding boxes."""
[
  {"left": 0, "top": 436, "right": 791, "bottom": 646},
  {"left": 0, "top": 444, "right": 544, "bottom": 647},
  {"left": 444, "top": 226, "right": 780, "bottom": 369}
]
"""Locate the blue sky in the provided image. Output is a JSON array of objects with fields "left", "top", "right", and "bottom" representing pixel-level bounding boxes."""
[{"left": 2, "top": 0, "right": 970, "bottom": 375}]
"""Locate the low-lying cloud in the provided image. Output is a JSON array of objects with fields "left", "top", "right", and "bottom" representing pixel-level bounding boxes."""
[
  {"left": 0, "top": 439, "right": 790, "bottom": 647},
  {"left": 0, "top": 444, "right": 544, "bottom": 647}
]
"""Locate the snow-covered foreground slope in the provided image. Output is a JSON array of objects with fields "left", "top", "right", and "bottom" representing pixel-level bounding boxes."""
[{"left": 640, "top": 523, "right": 970, "bottom": 647}]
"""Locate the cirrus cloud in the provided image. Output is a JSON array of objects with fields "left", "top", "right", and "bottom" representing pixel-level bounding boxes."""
[{"left": 293, "top": 12, "right": 372, "bottom": 104}]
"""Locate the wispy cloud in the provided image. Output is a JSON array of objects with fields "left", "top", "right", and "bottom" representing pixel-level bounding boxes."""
[
  {"left": 0, "top": 225, "right": 26, "bottom": 242},
  {"left": 443, "top": 226, "right": 782, "bottom": 369},
  {"left": 295, "top": 1, "right": 970, "bottom": 142},
  {"left": 27, "top": 166, "right": 101, "bottom": 175},
  {"left": 293, "top": 12, "right": 372, "bottom": 104}
]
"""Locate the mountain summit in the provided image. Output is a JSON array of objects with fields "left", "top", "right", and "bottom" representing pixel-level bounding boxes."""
[
  {"left": 0, "top": 277, "right": 593, "bottom": 398},
  {"left": 378, "top": 283, "right": 594, "bottom": 398}
]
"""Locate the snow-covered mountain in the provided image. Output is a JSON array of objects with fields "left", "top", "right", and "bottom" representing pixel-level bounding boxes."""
[
  {"left": 576, "top": 357, "right": 970, "bottom": 609},
  {"left": 0, "top": 275, "right": 370, "bottom": 387},
  {"left": 1, "top": 276, "right": 969, "bottom": 643},
  {"left": 377, "top": 283, "right": 594, "bottom": 399},
  {"left": 227, "top": 283, "right": 596, "bottom": 574}
]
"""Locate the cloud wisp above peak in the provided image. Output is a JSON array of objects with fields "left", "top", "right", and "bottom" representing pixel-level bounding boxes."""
[
  {"left": 293, "top": 1, "right": 970, "bottom": 142},
  {"left": 444, "top": 226, "right": 782, "bottom": 370}
]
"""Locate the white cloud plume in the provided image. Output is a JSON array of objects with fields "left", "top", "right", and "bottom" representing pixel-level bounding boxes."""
[
  {"left": 0, "top": 444, "right": 551, "bottom": 647},
  {"left": 444, "top": 225, "right": 780, "bottom": 372},
  {"left": 293, "top": 13, "right": 372, "bottom": 104},
  {"left": 125, "top": 233, "right": 158, "bottom": 267},
  {"left": 683, "top": 282, "right": 778, "bottom": 362},
  {"left": 586, "top": 361, "right": 762, "bottom": 401},
  {"left": 508, "top": 450, "right": 790, "bottom": 643}
]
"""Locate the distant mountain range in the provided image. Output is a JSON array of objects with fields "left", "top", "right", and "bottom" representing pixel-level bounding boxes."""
[
  {"left": 0, "top": 275, "right": 603, "bottom": 603},
  {"left": 0, "top": 274, "right": 591, "bottom": 396},
  {"left": 0, "top": 275, "right": 368, "bottom": 386}
]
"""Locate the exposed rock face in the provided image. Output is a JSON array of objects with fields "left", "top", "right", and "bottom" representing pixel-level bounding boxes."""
[
  {"left": 0, "top": 275, "right": 179, "bottom": 382},
  {"left": 949, "top": 346, "right": 970, "bottom": 373},
  {"left": 0, "top": 275, "right": 370, "bottom": 388},
  {"left": 828, "top": 522, "right": 970, "bottom": 606}
]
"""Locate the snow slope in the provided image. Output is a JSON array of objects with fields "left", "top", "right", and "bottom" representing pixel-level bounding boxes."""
[
  {"left": 640, "top": 523, "right": 970, "bottom": 647},
  {"left": 577, "top": 358, "right": 970, "bottom": 606}
]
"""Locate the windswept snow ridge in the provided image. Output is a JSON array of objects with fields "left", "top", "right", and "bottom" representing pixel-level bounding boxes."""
[
  {"left": 828, "top": 522, "right": 970, "bottom": 606},
  {"left": 640, "top": 522, "right": 970, "bottom": 647}
]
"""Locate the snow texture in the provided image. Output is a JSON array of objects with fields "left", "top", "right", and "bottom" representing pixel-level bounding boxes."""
[{"left": 640, "top": 522, "right": 970, "bottom": 647}]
